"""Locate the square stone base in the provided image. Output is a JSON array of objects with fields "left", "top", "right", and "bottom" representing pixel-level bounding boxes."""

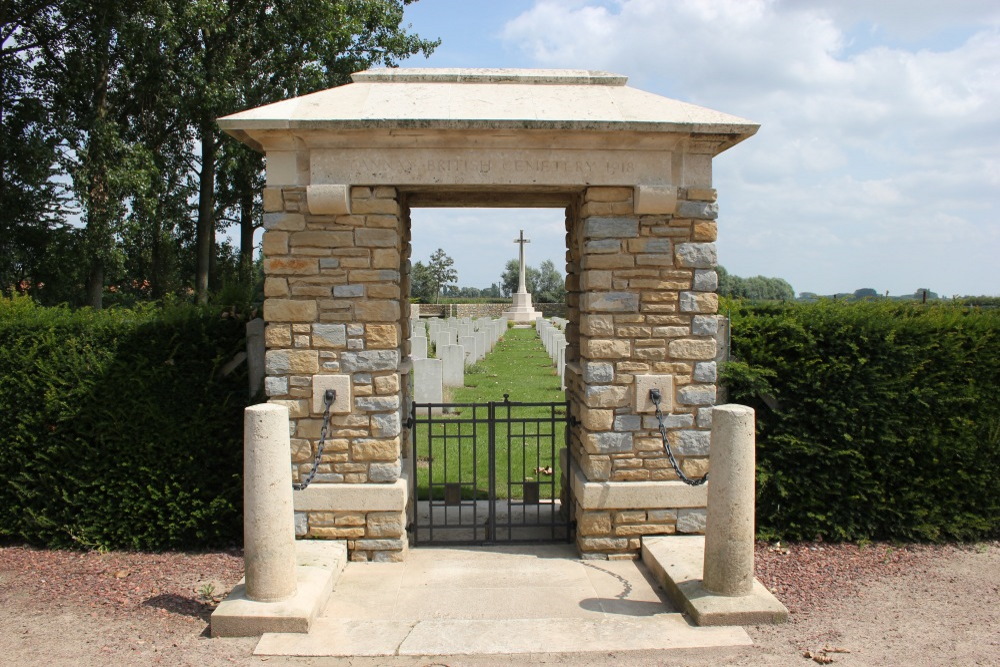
[
  {"left": 642, "top": 535, "right": 788, "bottom": 626},
  {"left": 211, "top": 540, "right": 347, "bottom": 637}
]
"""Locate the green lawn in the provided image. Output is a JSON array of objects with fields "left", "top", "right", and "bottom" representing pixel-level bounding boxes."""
[{"left": 412, "top": 327, "right": 567, "bottom": 500}]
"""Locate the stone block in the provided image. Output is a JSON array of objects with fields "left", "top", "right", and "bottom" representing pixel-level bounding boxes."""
[
  {"left": 669, "top": 430, "right": 711, "bottom": 455},
  {"left": 691, "top": 315, "right": 719, "bottom": 336},
  {"left": 354, "top": 228, "right": 398, "bottom": 247},
  {"left": 613, "top": 415, "right": 642, "bottom": 431},
  {"left": 371, "top": 413, "right": 401, "bottom": 437},
  {"left": 580, "top": 314, "right": 614, "bottom": 336},
  {"left": 355, "top": 301, "right": 400, "bottom": 322},
  {"left": 579, "top": 512, "right": 612, "bottom": 536},
  {"left": 262, "top": 231, "right": 289, "bottom": 256},
  {"left": 312, "top": 324, "right": 347, "bottom": 348},
  {"left": 340, "top": 350, "right": 399, "bottom": 372},
  {"left": 582, "top": 361, "right": 614, "bottom": 383},
  {"left": 581, "top": 407, "right": 614, "bottom": 430},
  {"left": 581, "top": 271, "right": 613, "bottom": 290},
  {"left": 692, "top": 221, "right": 717, "bottom": 241},
  {"left": 586, "top": 187, "right": 633, "bottom": 202},
  {"left": 584, "top": 339, "right": 631, "bottom": 359},
  {"left": 582, "top": 292, "right": 639, "bottom": 312},
  {"left": 265, "top": 376, "right": 289, "bottom": 397},
  {"left": 292, "top": 231, "right": 354, "bottom": 248},
  {"left": 677, "top": 201, "right": 719, "bottom": 220},
  {"left": 355, "top": 396, "right": 401, "bottom": 411},
  {"left": 675, "top": 243, "right": 717, "bottom": 269},
  {"left": 368, "top": 461, "right": 402, "bottom": 483},
  {"left": 263, "top": 212, "right": 305, "bottom": 231},
  {"left": 584, "top": 431, "right": 633, "bottom": 454},
  {"left": 676, "top": 509, "right": 707, "bottom": 533},
  {"left": 584, "top": 385, "right": 629, "bottom": 408},
  {"left": 366, "top": 324, "right": 398, "bottom": 349},
  {"left": 680, "top": 291, "right": 719, "bottom": 314},
  {"left": 678, "top": 384, "right": 717, "bottom": 406},
  {"left": 265, "top": 324, "right": 292, "bottom": 348},
  {"left": 262, "top": 187, "right": 284, "bottom": 212},
  {"left": 634, "top": 185, "right": 677, "bottom": 215},
  {"left": 584, "top": 217, "right": 639, "bottom": 238},
  {"left": 585, "top": 239, "right": 622, "bottom": 254},
  {"left": 668, "top": 339, "right": 717, "bottom": 360},
  {"left": 693, "top": 269, "right": 718, "bottom": 292},
  {"left": 266, "top": 350, "right": 319, "bottom": 375},
  {"left": 306, "top": 184, "right": 350, "bottom": 215},
  {"left": 353, "top": 438, "right": 400, "bottom": 462},
  {"left": 264, "top": 257, "right": 318, "bottom": 275},
  {"left": 264, "top": 277, "right": 289, "bottom": 298},
  {"left": 693, "top": 361, "right": 717, "bottom": 383},
  {"left": 366, "top": 511, "right": 404, "bottom": 537},
  {"left": 332, "top": 284, "right": 365, "bottom": 298}
]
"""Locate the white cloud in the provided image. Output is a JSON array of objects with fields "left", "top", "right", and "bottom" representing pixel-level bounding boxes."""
[{"left": 501, "top": 0, "right": 1000, "bottom": 295}]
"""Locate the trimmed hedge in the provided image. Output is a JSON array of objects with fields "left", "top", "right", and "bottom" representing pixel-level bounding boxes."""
[
  {"left": 723, "top": 300, "right": 1000, "bottom": 542},
  {"left": 0, "top": 296, "right": 249, "bottom": 550}
]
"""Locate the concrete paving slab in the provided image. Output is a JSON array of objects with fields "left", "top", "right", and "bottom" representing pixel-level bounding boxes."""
[{"left": 254, "top": 544, "right": 752, "bottom": 657}]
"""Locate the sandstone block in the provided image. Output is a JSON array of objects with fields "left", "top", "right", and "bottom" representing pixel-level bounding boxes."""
[
  {"left": 693, "top": 221, "right": 718, "bottom": 241},
  {"left": 264, "top": 299, "right": 317, "bottom": 323},
  {"left": 586, "top": 187, "right": 633, "bottom": 202},
  {"left": 584, "top": 385, "right": 629, "bottom": 408},
  {"left": 374, "top": 374, "right": 399, "bottom": 394},
  {"left": 580, "top": 455, "right": 612, "bottom": 481},
  {"left": 263, "top": 212, "right": 305, "bottom": 231},
  {"left": 262, "top": 187, "right": 284, "bottom": 212},
  {"left": 581, "top": 407, "right": 614, "bottom": 431},
  {"left": 353, "top": 438, "right": 400, "bottom": 462},
  {"left": 311, "top": 324, "right": 347, "bottom": 348},
  {"left": 367, "top": 511, "right": 404, "bottom": 537},
  {"left": 580, "top": 314, "right": 614, "bottom": 336},
  {"left": 265, "top": 324, "right": 292, "bottom": 348},
  {"left": 579, "top": 512, "right": 612, "bottom": 536},
  {"left": 264, "top": 257, "right": 319, "bottom": 276},
  {"left": 262, "top": 231, "right": 289, "bottom": 256},
  {"left": 355, "top": 301, "right": 400, "bottom": 322},
  {"left": 668, "top": 338, "right": 717, "bottom": 359},
  {"left": 686, "top": 188, "right": 718, "bottom": 202},
  {"left": 264, "top": 277, "right": 289, "bottom": 298},
  {"left": 265, "top": 349, "right": 319, "bottom": 375},
  {"left": 372, "top": 249, "right": 400, "bottom": 269},
  {"left": 582, "top": 254, "right": 635, "bottom": 270},
  {"left": 355, "top": 228, "right": 398, "bottom": 247},
  {"left": 291, "top": 231, "right": 353, "bottom": 248},
  {"left": 366, "top": 324, "right": 398, "bottom": 349},
  {"left": 584, "top": 339, "right": 631, "bottom": 359}
]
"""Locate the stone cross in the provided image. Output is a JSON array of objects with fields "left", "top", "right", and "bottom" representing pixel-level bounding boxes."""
[{"left": 514, "top": 229, "right": 530, "bottom": 294}]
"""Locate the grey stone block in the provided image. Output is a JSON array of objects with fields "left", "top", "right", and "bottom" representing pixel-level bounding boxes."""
[
  {"left": 589, "top": 431, "right": 633, "bottom": 453},
  {"left": 694, "top": 361, "right": 717, "bottom": 383},
  {"left": 692, "top": 315, "right": 719, "bottom": 336},
  {"left": 677, "top": 201, "right": 719, "bottom": 220},
  {"left": 294, "top": 512, "right": 309, "bottom": 537},
  {"left": 613, "top": 415, "right": 642, "bottom": 431},
  {"left": 697, "top": 407, "right": 714, "bottom": 428},
  {"left": 368, "top": 461, "right": 401, "bottom": 483},
  {"left": 693, "top": 269, "right": 718, "bottom": 292},
  {"left": 676, "top": 243, "right": 717, "bottom": 269},
  {"left": 312, "top": 324, "right": 346, "bottom": 347},
  {"left": 583, "top": 291, "right": 639, "bottom": 312},
  {"left": 584, "top": 217, "right": 639, "bottom": 238},
  {"left": 355, "top": 396, "right": 401, "bottom": 411},
  {"left": 676, "top": 508, "right": 707, "bottom": 533},
  {"left": 643, "top": 413, "right": 695, "bottom": 430},
  {"left": 332, "top": 284, "right": 365, "bottom": 298},
  {"left": 371, "top": 412, "right": 401, "bottom": 437},
  {"left": 673, "top": 430, "right": 711, "bottom": 455},
  {"left": 584, "top": 239, "right": 622, "bottom": 253},
  {"left": 340, "top": 350, "right": 399, "bottom": 372},
  {"left": 678, "top": 384, "right": 717, "bottom": 405},
  {"left": 265, "top": 376, "right": 289, "bottom": 397},
  {"left": 583, "top": 361, "right": 615, "bottom": 383}
]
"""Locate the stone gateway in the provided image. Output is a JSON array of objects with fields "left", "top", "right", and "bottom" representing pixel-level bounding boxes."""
[{"left": 218, "top": 68, "right": 759, "bottom": 564}]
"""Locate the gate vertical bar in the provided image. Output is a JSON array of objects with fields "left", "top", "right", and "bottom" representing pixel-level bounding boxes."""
[{"left": 487, "top": 400, "right": 497, "bottom": 544}]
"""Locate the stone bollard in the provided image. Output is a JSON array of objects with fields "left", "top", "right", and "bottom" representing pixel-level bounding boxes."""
[
  {"left": 703, "top": 404, "right": 756, "bottom": 597},
  {"left": 243, "top": 404, "right": 297, "bottom": 603}
]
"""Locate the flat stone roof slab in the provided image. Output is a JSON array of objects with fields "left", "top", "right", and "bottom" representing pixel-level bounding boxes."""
[{"left": 219, "top": 68, "right": 758, "bottom": 151}]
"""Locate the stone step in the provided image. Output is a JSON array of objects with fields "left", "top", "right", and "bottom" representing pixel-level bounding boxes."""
[{"left": 253, "top": 614, "right": 750, "bottom": 657}]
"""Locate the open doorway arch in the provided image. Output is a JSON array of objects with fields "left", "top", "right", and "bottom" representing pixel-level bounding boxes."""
[{"left": 219, "top": 68, "right": 758, "bottom": 561}]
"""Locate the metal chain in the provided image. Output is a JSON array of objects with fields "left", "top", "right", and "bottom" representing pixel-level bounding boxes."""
[
  {"left": 293, "top": 389, "right": 335, "bottom": 491},
  {"left": 650, "top": 390, "right": 708, "bottom": 487}
]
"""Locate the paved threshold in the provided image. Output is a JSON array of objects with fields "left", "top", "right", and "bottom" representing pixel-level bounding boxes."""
[{"left": 253, "top": 544, "right": 750, "bottom": 658}]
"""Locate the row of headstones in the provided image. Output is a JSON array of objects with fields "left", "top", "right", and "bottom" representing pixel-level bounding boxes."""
[
  {"left": 537, "top": 317, "right": 568, "bottom": 390},
  {"left": 410, "top": 316, "right": 509, "bottom": 404}
]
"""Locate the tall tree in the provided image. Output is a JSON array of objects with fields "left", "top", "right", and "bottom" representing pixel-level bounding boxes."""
[
  {"left": 182, "top": 0, "right": 438, "bottom": 304},
  {"left": 426, "top": 248, "right": 457, "bottom": 303}
]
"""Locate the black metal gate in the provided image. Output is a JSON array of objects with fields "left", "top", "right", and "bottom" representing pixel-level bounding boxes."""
[{"left": 409, "top": 396, "right": 572, "bottom": 545}]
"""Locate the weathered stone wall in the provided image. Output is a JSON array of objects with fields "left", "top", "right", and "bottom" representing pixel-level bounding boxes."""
[
  {"left": 565, "top": 185, "right": 718, "bottom": 557},
  {"left": 261, "top": 185, "right": 407, "bottom": 561}
]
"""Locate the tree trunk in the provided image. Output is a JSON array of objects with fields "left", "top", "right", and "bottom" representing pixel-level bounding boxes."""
[
  {"left": 239, "top": 188, "right": 254, "bottom": 281},
  {"left": 86, "top": 261, "right": 104, "bottom": 309},
  {"left": 196, "top": 120, "right": 215, "bottom": 305}
]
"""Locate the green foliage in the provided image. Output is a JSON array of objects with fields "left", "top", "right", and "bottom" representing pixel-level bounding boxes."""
[
  {"left": 718, "top": 265, "right": 794, "bottom": 301},
  {"left": 0, "top": 296, "right": 250, "bottom": 550},
  {"left": 500, "top": 258, "right": 566, "bottom": 302},
  {"left": 722, "top": 300, "right": 1000, "bottom": 542}
]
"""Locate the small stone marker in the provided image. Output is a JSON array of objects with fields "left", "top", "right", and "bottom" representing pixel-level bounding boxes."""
[
  {"left": 413, "top": 358, "right": 443, "bottom": 404},
  {"left": 440, "top": 344, "right": 465, "bottom": 387}
]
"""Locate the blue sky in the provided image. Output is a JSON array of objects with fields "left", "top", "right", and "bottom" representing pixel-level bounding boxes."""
[{"left": 396, "top": 0, "right": 1000, "bottom": 297}]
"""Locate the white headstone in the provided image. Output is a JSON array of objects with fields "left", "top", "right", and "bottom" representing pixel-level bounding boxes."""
[
  {"left": 413, "top": 358, "right": 443, "bottom": 404},
  {"left": 440, "top": 344, "right": 465, "bottom": 387},
  {"left": 410, "top": 335, "right": 428, "bottom": 360},
  {"left": 459, "top": 335, "right": 477, "bottom": 365}
]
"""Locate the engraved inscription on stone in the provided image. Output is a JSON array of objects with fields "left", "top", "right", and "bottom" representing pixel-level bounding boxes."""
[{"left": 311, "top": 148, "right": 670, "bottom": 187}]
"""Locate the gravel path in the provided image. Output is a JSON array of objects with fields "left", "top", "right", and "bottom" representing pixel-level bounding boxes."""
[{"left": 1, "top": 540, "right": 997, "bottom": 666}]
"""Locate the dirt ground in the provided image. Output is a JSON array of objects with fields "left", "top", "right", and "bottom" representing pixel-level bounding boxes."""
[{"left": 1, "top": 541, "right": 997, "bottom": 666}]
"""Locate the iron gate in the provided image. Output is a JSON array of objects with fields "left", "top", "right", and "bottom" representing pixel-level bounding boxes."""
[{"left": 409, "top": 396, "right": 573, "bottom": 545}]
